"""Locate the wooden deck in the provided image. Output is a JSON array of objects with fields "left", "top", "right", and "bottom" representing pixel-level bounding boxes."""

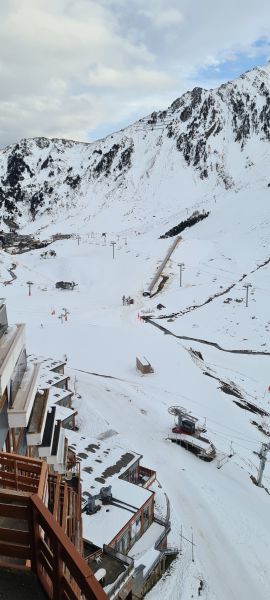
[
  {"left": 0, "top": 451, "right": 108, "bottom": 600},
  {"left": 0, "top": 565, "right": 47, "bottom": 599}
]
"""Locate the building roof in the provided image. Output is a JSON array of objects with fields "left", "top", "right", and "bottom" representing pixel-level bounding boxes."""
[
  {"left": 28, "top": 355, "right": 66, "bottom": 372},
  {"left": 128, "top": 521, "right": 164, "bottom": 560},
  {"left": 27, "top": 354, "right": 73, "bottom": 429},
  {"left": 28, "top": 354, "right": 69, "bottom": 388},
  {"left": 38, "top": 371, "right": 68, "bottom": 388},
  {"left": 53, "top": 404, "right": 76, "bottom": 424},
  {"left": 82, "top": 478, "right": 153, "bottom": 548},
  {"left": 47, "top": 386, "right": 72, "bottom": 406},
  {"left": 65, "top": 430, "right": 152, "bottom": 548},
  {"left": 66, "top": 430, "right": 141, "bottom": 488}
]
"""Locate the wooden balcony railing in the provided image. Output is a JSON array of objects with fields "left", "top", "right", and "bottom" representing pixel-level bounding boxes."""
[
  {"left": 0, "top": 452, "right": 108, "bottom": 599},
  {"left": 0, "top": 489, "right": 108, "bottom": 599},
  {"left": 30, "top": 494, "right": 108, "bottom": 600},
  {"left": 137, "top": 465, "right": 156, "bottom": 488},
  {"left": 0, "top": 451, "right": 47, "bottom": 499},
  {"left": 0, "top": 488, "right": 32, "bottom": 561}
]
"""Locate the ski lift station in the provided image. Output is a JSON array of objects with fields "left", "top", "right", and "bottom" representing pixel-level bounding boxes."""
[{"left": 168, "top": 406, "right": 216, "bottom": 462}]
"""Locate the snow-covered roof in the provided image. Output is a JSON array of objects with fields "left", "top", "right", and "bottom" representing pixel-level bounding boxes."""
[
  {"left": 27, "top": 354, "right": 73, "bottom": 428},
  {"left": 47, "top": 386, "right": 72, "bottom": 406},
  {"left": 82, "top": 478, "right": 153, "bottom": 548},
  {"left": 128, "top": 521, "right": 164, "bottom": 560},
  {"left": 169, "top": 432, "right": 211, "bottom": 451},
  {"left": 64, "top": 429, "right": 152, "bottom": 547},
  {"left": 54, "top": 404, "right": 76, "bottom": 423},
  {"left": 66, "top": 430, "right": 141, "bottom": 489},
  {"left": 28, "top": 354, "right": 66, "bottom": 372}
]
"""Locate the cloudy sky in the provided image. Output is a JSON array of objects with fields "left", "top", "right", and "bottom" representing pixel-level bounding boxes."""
[{"left": 1, "top": 0, "right": 270, "bottom": 148}]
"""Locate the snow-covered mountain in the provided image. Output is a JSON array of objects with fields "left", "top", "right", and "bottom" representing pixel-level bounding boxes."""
[
  {"left": 2, "top": 63, "right": 270, "bottom": 600},
  {"left": 1, "top": 62, "right": 270, "bottom": 234}
]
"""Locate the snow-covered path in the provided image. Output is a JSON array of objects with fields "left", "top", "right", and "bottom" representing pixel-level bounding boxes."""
[
  {"left": 2, "top": 192, "right": 270, "bottom": 599},
  {"left": 76, "top": 367, "right": 267, "bottom": 600}
]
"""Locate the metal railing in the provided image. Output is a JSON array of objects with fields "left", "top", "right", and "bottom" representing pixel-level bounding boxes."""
[
  {"left": 103, "top": 545, "right": 134, "bottom": 599},
  {"left": 107, "top": 562, "right": 134, "bottom": 599}
]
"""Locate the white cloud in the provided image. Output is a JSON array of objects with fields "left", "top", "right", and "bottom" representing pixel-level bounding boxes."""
[
  {"left": 139, "top": 7, "right": 184, "bottom": 29},
  {"left": 87, "top": 66, "right": 174, "bottom": 90},
  {"left": 1, "top": 0, "right": 270, "bottom": 147}
]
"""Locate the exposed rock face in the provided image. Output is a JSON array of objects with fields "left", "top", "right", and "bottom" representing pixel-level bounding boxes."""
[
  {"left": 1, "top": 63, "right": 270, "bottom": 228},
  {"left": 160, "top": 210, "right": 210, "bottom": 239}
]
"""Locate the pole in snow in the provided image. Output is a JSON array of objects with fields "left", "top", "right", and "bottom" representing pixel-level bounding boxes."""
[
  {"left": 191, "top": 527, "right": 195, "bottom": 562},
  {"left": 178, "top": 263, "right": 185, "bottom": 287},
  {"left": 180, "top": 524, "right": 183, "bottom": 555},
  {"left": 111, "top": 241, "right": 116, "bottom": 259},
  {"left": 62, "top": 307, "right": 70, "bottom": 322},
  {"left": 243, "top": 283, "right": 252, "bottom": 307},
  {"left": 256, "top": 442, "right": 270, "bottom": 487},
  {"left": 26, "top": 281, "right": 33, "bottom": 296}
]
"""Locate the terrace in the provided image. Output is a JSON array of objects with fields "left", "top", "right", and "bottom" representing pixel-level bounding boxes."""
[
  {"left": 0, "top": 451, "right": 108, "bottom": 600},
  {"left": 7, "top": 363, "right": 41, "bottom": 428},
  {"left": 27, "top": 389, "right": 49, "bottom": 446},
  {"left": 135, "top": 465, "right": 156, "bottom": 489},
  {"left": 0, "top": 325, "right": 25, "bottom": 395}
]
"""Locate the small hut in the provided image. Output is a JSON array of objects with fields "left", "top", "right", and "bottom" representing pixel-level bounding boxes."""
[{"left": 136, "top": 356, "right": 154, "bottom": 375}]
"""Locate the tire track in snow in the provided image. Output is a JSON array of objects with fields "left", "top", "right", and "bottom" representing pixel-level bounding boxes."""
[
  {"left": 146, "top": 319, "right": 270, "bottom": 356},
  {"left": 81, "top": 373, "right": 265, "bottom": 600}
]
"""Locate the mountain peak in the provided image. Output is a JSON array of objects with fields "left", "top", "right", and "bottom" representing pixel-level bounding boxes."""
[{"left": 1, "top": 62, "right": 270, "bottom": 232}]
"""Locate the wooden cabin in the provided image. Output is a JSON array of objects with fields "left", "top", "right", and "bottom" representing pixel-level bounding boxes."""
[{"left": 136, "top": 356, "right": 154, "bottom": 375}]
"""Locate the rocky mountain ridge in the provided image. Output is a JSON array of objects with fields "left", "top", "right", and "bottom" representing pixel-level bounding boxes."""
[{"left": 1, "top": 62, "right": 270, "bottom": 232}]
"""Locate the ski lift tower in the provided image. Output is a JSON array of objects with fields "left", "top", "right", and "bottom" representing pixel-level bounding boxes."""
[
  {"left": 168, "top": 406, "right": 215, "bottom": 462},
  {"left": 168, "top": 406, "right": 198, "bottom": 435},
  {"left": 168, "top": 406, "right": 201, "bottom": 435}
]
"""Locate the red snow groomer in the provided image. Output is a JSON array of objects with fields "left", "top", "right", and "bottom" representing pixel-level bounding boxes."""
[{"left": 168, "top": 406, "right": 216, "bottom": 462}]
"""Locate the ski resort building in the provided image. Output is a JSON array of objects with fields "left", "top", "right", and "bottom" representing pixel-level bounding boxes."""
[
  {"left": 0, "top": 300, "right": 77, "bottom": 472},
  {"left": 0, "top": 300, "right": 177, "bottom": 599},
  {"left": 67, "top": 432, "right": 177, "bottom": 598},
  {"left": 0, "top": 300, "right": 40, "bottom": 454},
  {"left": 0, "top": 300, "right": 107, "bottom": 598}
]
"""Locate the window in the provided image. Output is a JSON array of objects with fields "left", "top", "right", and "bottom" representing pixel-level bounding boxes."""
[
  {"left": 136, "top": 517, "right": 141, "bottom": 532},
  {"left": 117, "top": 531, "right": 129, "bottom": 553},
  {"left": 143, "top": 505, "right": 149, "bottom": 530},
  {"left": 0, "top": 304, "right": 8, "bottom": 338},
  {"left": 10, "top": 348, "right": 27, "bottom": 406}
]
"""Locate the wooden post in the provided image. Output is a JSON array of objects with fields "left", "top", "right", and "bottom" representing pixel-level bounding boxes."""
[
  {"left": 52, "top": 538, "right": 63, "bottom": 600},
  {"left": 37, "top": 461, "right": 48, "bottom": 500},
  {"left": 28, "top": 502, "right": 40, "bottom": 577},
  {"left": 53, "top": 474, "right": 61, "bottom": 521}
]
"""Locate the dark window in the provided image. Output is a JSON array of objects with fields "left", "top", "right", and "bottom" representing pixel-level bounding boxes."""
[
  {"left": 0, "top": 304, "right": 8, "bottom": 338},
  {"left": 54, "top": 379, "right": 66, "bottom": 389},
  {"left": 10, "top": 348, "right": 27, "bottom": 406},
  {"left": 0, "top": 389, "right": 9, "bottom": 450},
  {"left": 142, "top": 506, "right": 150, "bottom": 532}
]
